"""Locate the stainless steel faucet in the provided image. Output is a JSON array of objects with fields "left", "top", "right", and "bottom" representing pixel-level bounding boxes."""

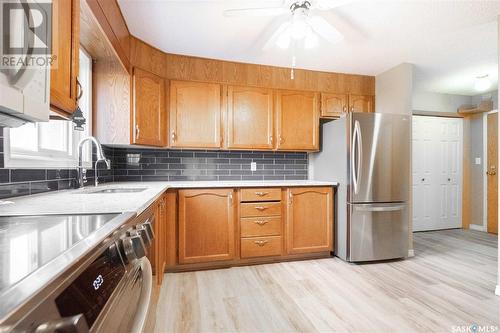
[{"left": 77, "top": 136, "right": 111, "bottom": 188}]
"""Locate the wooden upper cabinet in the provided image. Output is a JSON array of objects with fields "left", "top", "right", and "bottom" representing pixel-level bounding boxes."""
[
  {"left": 227, "top": 86, "right": 274, "bottom": 150},
  {"left": 276, "top": 90, "right": 320, "bottom": 151},
  {"left": 170, "top": 80, "right": 222, "bottom": 148},
  {"left": 178, "top": 189, "right": 236, "bottom": 264},
  {"left": 286, "top": 187, "right": 333, "bottom": 254},
  {"left": 321, "top": 93, "right": 348, "bottom": 118},
  {"left": 349, "top": 94, "right": 374, "bottom": 113},
  {"left": 50, "top": 0, "right": 79, "bottom": 116},
  {"left": 132, "top": 67, "right": 167, "bottom": 146}
]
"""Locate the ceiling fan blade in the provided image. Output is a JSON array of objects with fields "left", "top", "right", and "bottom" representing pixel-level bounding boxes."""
[
  {"left": 308, "top": 16, "right": 343, "bottom": 44},
  {"left": 263, "top": 21, "right": 291, "bottom": 50},
  {"left": 313, "top": 0, "right": 355, "bottom": 10},
  {"left": 224, "top": 6, "right": 289, "bottom": 17}
]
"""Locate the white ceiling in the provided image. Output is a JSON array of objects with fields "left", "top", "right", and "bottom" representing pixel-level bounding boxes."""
[{"left": 118, "top": 0, "right": 500, "bottom": 96}]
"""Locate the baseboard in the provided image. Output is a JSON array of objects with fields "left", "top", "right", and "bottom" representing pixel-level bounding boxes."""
[
  {"left": 495, "top": 285, "right": 500, "bottom": 296},
  {"left": 469, "top": 224, "right": 487, "bottom": 232},
  {"left": 408, "top": 249, "right": 415, "bottom": 257}
]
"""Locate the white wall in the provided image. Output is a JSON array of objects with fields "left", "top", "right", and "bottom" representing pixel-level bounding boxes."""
[
  {"left": 412, "top": 91, "right": 471, "bottom": 113},
  {"left": 375, "top": 63, "right": 414, "bottom": 256},
  {"left": 496, "top": 16, "right": 500, "bottom": 297},
  {"left": 376, "top": 63, "right": 414, "bottom": 115}
]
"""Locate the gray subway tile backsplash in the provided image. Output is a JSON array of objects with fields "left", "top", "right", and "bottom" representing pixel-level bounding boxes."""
[{"left": 106, "top": 147, "right": 308, "bottom": 182}]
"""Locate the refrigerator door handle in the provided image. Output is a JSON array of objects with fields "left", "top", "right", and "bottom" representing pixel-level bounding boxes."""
[
  {"left": 352, "top": 120, "right": 362, "bottom": 194},
  {"left": 356, "top": 120, "right": 362, "bottom": 192},
  {"left": 354, "top": 204, "right": 406, "bottom": 212}
]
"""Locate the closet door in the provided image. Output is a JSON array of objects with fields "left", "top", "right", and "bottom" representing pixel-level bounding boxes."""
[
  {"left": 412, "top": 116, "right": 463, "bottom": 231},
  {"left": 437, "top": 117, "right": 462, "bottom": 229}
]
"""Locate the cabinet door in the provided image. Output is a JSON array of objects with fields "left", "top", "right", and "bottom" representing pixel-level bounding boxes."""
[
  {"left": 179, "top": 189, "right": 235, "bottom": 264},
  {"left": 286, "top": 187, "right": 333, "bottom": 254},
  {"left": 227, "top": 86, "right": 274, "bottom": 149},
  {"left": 50, "top": 0, "right": 79, "bottom": 116},
  {"left": 349, "top": 94, "right": 374, "bottom": 113},
  {"left": 170, "top": 81, "right": 222, "bottom": 148},
  {"left": 155, "top": 197, "right": 167, "bottom": 285},
  {"left": 132, "top": 67, "right": 167, "bottom": 146},
  {"left": 276, "top": 91, "right": 319, "bottom": 151},
  {"left": 321, "top": 93, "right": 348, "bottom": 118}
]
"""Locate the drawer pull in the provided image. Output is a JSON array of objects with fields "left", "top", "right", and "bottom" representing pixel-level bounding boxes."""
[
  {"left": 254, "top": 220, "right": 269, "bottom": 226},
  {"left": 254, "top": 240, "right": 268, "bottom": 247},
  {"left": 255, "top": 191, "right": 269, "bottom": 197},
  {"left": 254, "top": 206, "right": 267, "bottom": 211}
]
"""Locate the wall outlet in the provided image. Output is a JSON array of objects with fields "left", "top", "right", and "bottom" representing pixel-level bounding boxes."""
[
  {"left": 475, "top": 157, "right": 481, "bottom": 165},
  {"left": 250, "top": 162, "right": 257, "bottom": 171}
]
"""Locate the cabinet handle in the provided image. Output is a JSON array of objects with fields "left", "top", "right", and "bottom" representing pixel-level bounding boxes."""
[
  {"left": 254, "top": 206, "right": 267, "bottom": 211},
  {"left": 351, "top": 106, "right": 354, "bottom": 112},
  {"left": 343, "top": 105, "right": 347, "bottom": 113},
  {"left": 76, "top": 78, "right": 83, "bottom": 101},
  {"left": 255, "top": 191, "right": 269, "bottom": 197},
  {"left": 228, "top": 192, "right": 233, "bottom": 205},
  {"left": 289, "top": 191, "right": 293, "bottom": 205},
  {"left": 171, "top": 131, "right": 176, "bottom": 142},
  {"left": 279, "top": 136, "right": 284, "bottom": 144},
  {"left": 254, "top": 240, "right": 268, "bottom": 247},
  {"left": 254, "top": 220, "right": 269, "bottom": 226},
  {"left": 269, "top": 135, "right": 273, "bottom": 145},
  {"left": 135, "top": 125, "right": 140, "bottom": 139}
]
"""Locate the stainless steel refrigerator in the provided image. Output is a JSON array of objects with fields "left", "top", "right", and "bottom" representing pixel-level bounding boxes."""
[{"left": 309, "top": 112, "right": 410, "bottom": 262}]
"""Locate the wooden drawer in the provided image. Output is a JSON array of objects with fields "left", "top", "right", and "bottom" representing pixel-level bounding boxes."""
[
  {"left": 240, "top": 188, "right": 281, "bottom": 202},
  {"left": 241, "top": 236, "right": 282, "bottom": 258},
  {"left": 240, "top": 202, "right": 281, "bottom": 217},
  {"left": 241, "top": 216, "right": 281, "bottom": 237}
]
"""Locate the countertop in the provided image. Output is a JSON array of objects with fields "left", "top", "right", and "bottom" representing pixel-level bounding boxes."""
[{"left": 0, "top": 180, "right": 337, "bottom": 216}]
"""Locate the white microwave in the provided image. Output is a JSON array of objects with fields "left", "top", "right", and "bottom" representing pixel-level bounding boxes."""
[{"left": 0, "top": 0, "right": 50, "bottom": 127}]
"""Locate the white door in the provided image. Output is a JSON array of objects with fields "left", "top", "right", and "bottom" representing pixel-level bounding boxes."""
[{"left": 412, "top": 116, "right": 463, "bottom": 231}]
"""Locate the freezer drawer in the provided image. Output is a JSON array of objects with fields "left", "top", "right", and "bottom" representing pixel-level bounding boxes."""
[{"left": 348, "top": 202, "right": 409, "bottom": 262}]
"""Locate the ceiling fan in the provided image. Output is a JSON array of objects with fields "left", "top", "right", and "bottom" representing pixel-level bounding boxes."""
[
  {"left": 224, "top": 0, "right": 351, "bottom": 50},
  {"left": 160, "top": 0, "right": 352, "bottom": 50}
]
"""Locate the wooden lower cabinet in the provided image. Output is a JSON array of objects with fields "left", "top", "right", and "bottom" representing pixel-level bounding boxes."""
[
  {"left": 178, "top": 189, "right": 236, "bottom": 264},
  {"left": 286, "top": 187, "right": 334, "bottom": 254},
  {"left": 162, "top": 186, "right": 334, "bottom": 271},
  {"left": 147, "top": 195, "right": 167, "bottom": 285}
]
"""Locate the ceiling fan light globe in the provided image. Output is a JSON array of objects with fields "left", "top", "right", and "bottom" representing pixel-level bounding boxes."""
[
  {"left": 276, "top": 32, "right": 292, "bottom": 49},
  {"left": 304, "top": 32, "right": 319, "bottom": 49}
]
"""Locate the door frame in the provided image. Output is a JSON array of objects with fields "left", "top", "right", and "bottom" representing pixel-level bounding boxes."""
[{"left": 479, "top": 110, "right": 499, "bottom": 232}]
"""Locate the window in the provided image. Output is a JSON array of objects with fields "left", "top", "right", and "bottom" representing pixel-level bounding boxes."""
[{"left": 5, "top": 48, "right": 93, "bottom": 168}]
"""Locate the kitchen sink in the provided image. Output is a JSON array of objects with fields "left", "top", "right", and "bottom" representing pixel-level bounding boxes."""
[{"left": 76, "top": 187, "right": 148, "bottom": 194}]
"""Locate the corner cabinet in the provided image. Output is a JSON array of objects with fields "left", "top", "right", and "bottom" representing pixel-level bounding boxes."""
[
  {"left": 226, "top": 86, "right": 274, "bottom": 150},
  {"left": 131, "top": 67, "right": 167, "bottom": 146},
  {"left": 170, "top": 80, "right": 222, "bottom": 148},
  {"left": 286, "top": 187, "right": 333, "bottom": 254},
  {"left": 178, "top": 189, "right": 236, "bottom": 264},
  {"left": 276, "top": 90, "right": 320, "bottom": 151},
  {"left": 50, "top": 0, "right": 79, "bottom": 116}
]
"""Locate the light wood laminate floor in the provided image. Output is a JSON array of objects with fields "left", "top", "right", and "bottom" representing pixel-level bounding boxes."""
[{"left": 155, "top": 230, "right": 499, "bottom": 333}]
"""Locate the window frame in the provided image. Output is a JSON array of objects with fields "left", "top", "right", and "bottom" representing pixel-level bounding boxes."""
[{"left": 4, "top": 48, "right": 94, "bottom": 169}]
